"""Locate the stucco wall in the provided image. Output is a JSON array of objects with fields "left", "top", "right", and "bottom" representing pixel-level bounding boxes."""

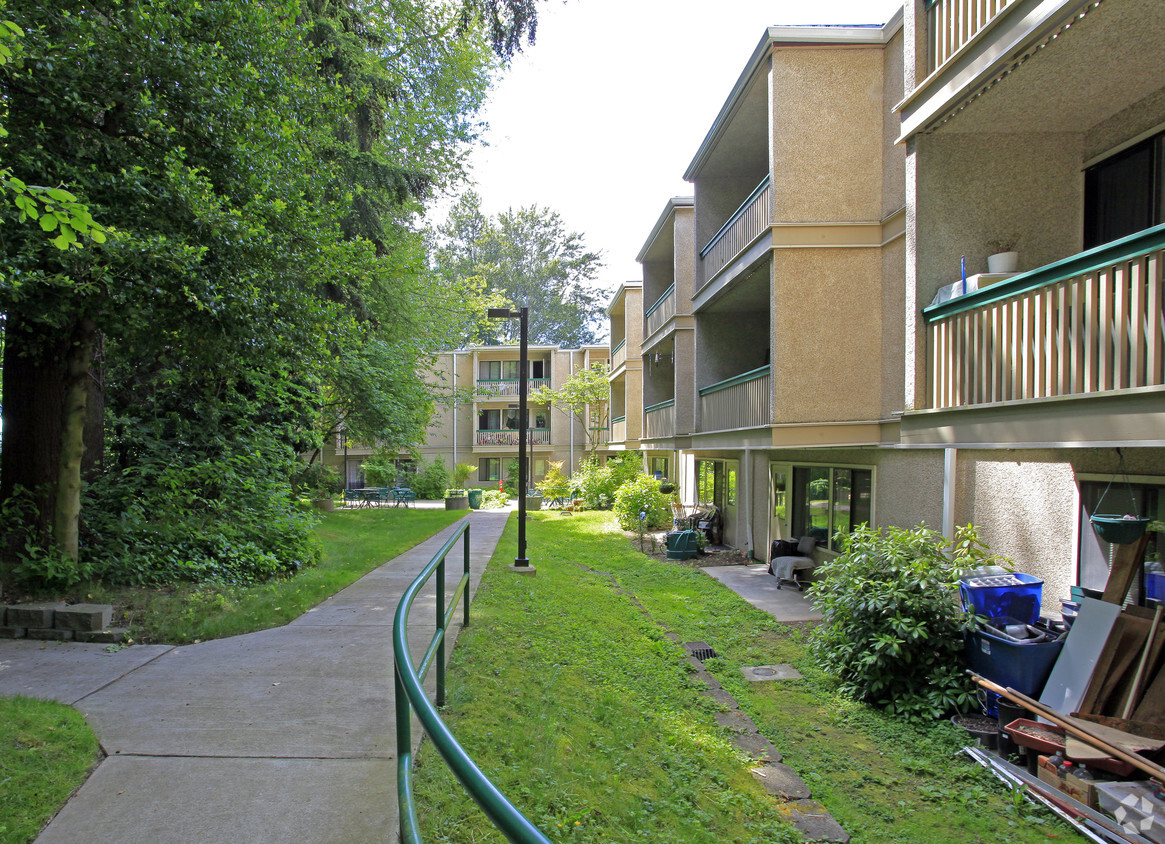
[
  {"left": 771, "top": 247, "right": 885, "bottom": 422},
  {"left": 696, "top": 306, "right": 768, "bottom": 387},
  {"left": 770, "top": 45, "right": 885, "bottom": 223},
  {"left": 881, "top": 28, "right": 906, "bottom": 219},
  {"left": 914, "top": 131, "right": 1084, "bottom": 304},
  {"left": 880, "top": 234, "right": 906, "bottom": 420}
]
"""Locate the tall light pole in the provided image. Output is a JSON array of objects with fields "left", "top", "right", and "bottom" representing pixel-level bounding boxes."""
[{"left": 488, "top": 306, "right": 533, "bottom": 572}]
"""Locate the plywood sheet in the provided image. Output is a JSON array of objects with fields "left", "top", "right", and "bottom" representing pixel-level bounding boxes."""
[{"left": 1040, "top": 597, "right": 1122, "bottom": 717}]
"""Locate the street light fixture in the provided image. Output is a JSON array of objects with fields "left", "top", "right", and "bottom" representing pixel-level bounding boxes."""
[{"left": 487, "top": 306, "right": 533, "bottom": 572}]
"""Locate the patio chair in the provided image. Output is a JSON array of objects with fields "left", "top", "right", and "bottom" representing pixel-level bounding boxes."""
[
  {"left": 769, "top": 536, "right": 818, "bottom": 591},
  {"left": 343, "top": 490, "right": 361, "bottom": 508}
]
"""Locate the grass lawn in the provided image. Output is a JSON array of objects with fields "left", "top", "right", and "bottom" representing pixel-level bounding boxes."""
[
  {"left": 0, "top": 697, "right": 100, "bottom": 844},
  {"left": 75, "top": 508, "right": 463, "bottom": 643},
  {"left": 411, "top": 511, "right": 1084, "bottom": 844}
]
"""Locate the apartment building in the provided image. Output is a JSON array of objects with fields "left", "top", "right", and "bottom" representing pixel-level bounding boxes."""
[
  {"left": 606, "top": 283, "right": 644, "bottom": 454},
  {"left": 626, "top": 0, "right": 1164, "bottom": 610},
  {"left": 327, "top": 344, "right": 609, "bottom": 489}
]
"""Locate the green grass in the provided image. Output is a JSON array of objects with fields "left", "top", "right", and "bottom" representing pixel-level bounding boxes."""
[
  {"left": 410, "top": 511, "right": 1085, "bottom": 844},
  {"left": 79, "top": 508, "right": 462, "bottom": 643},
  {"left": 0, "top": 697, "right": 100, "bottom": 844}
]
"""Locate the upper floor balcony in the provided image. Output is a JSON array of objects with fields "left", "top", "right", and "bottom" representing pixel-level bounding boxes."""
[
  {"left": 698, "top": 176, "right": 772, "bottom": 292},
  {"left": 643, "top": 398, "right": 676, "bottom": 440},
  {"left": 474, "top": 428, "right": 551, "bottom": 447},
  {"left": 475, "top": 377, "right": 551, "bottom": 398},
  {"left": 645, "top": 285, "right": 676, "bottom": 339},
  {"left": 610, "top": 416, "right": 626, "bottom": 444},
  {"left": 698, "top": 366, "right": 771, "bottom": 433},
  {"left": 919, "top": 225, "right": 1164, "bottom": 425},
  {"left": 925, "top": 0, "right": 1016, "bottom": 77},
  {"left": 610, "top": 339, "right": 627, "bottom": 373}
]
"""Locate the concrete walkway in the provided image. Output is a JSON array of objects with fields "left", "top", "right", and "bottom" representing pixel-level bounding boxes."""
[
  {"left": 0, "top": 509, "right": 510, "bottom": 844},
  {"left": 702, "top": 563, "right": 822, "bottom": 623}
]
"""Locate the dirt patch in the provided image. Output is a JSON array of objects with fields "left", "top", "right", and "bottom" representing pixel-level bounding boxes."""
[{"left": 625, "top": 531, "right": 757, "bottom": 568}]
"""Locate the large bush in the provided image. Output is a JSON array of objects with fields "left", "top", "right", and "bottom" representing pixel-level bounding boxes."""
[
  {"left": 400, "top": 457, "right": 450, "bottom": 499},
  {"left": 808, "top": 523, "right": 1006, "bottom": 720},
  {"left": 570, "top": 454, "right": 642, "bottom": 509},
  {"left": 613, "top": 475, "right": 672, "bottom": 531}
]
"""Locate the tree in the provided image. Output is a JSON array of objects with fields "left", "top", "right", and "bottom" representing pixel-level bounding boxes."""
[
  {"left": 531, "top": 362, "right": 610, "bottom": 458},
  {"left": 431, "top": 191, "right": 607, "bottom": 347},
  {"left": 0, "top": 0, "right": 537, "bottom": 586}
]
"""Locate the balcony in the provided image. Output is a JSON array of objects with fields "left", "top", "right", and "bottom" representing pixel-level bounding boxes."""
[
  {"left": 926, "top": 0, "right": 1016, "bottom": 75},
  {"left": 699, "top": 176, "right": 772, "bottom": 285},
  {"left": 610, "top": 339, "right": 627, "bottom": 372},
  {"left": 475, "top": 429, "right": 551, "bottom": 447},
  {"left": 698, "top": 366, "right": 771, "bottom": 432},
  {"left": 645, "top": 284, "right": 676, "bottom": 338},
  {"left": 923, "top": 225, "right": 1165, "bottom": 410},
  {"left": 644, "top": 399, "right": 675, "bottom": 439},
  {"left": 589, "top": 426, "right": 610, "bottom": 445},
  {"left": 611, "top": 415, "right": 626, "bottom": 443},
  {"left": 475, "top": 378, "right": 551, "bottom": 397}
]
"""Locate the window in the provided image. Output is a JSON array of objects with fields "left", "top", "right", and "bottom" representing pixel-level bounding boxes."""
[
  {"left": 479, "top": 458, "right": 501, "bottom": 482},
  {"left": 531, "top": 360, "right": 546, "bottom": 379},
  {"left": 1084, "top": 132, "right": 1165, "bottom": 249},
  {"left": 480, "top": 360, "right": 521, "bottom": 380},
  {"left": 479, "top": 408, "right": 520, "bottom": 430},
  {"left": 1079, "top": 479, "right": 1164, "bottom": 606},
  {"left": 791, "top": 466, "right": 872, "bottom": 551},
  {"left": 697, "top": 460, "right": 721, "bottom": 506}
]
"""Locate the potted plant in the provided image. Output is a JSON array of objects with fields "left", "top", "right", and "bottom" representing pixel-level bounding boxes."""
[
  {"left": 986, "top": 236, "right": 1019, "bottom": 273},
  {"left": 444, "top": 489, "right": 470, "bottom": 510}
]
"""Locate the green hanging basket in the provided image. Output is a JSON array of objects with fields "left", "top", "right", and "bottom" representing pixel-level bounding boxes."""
[{"left": 1090, "top": 515, "right": 1150, "bottom": 545}]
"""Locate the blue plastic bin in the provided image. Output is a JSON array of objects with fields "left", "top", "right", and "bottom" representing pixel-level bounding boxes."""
[
  {"left": 964, "top": 627, "right": 1063, "bottom": 708},
  {"left": 959, "top": 572, "right": 1043, "bottom": 625}
]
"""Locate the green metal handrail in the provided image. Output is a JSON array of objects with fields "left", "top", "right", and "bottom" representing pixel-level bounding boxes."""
[
  {"left": 644, "top": 283, "right": 676, "bottom": 318},
  {"left": 644, "top": 398, "right": 676, "bottom": 413},
  {"left": 699, "top": 174, "right": 771, "bottom": 259},
  {"left": 393, "top": 519, "right": 550, "bottom": 844},
  {"left": 698, "top": 365, "right": 770, "bottom": 397}
]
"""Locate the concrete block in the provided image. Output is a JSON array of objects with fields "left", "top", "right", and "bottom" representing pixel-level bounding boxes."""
[
  {"left": 734, "top": 731, "right": 781, "bottom": 763},
  {"left": 751, "top": 762, "right": 811, "bottom": 799},
  {"left": 75, "top": 628, "right": 131, "bottom": 644},
  {"left": 7, "top": 602, "right": 67, "bottom": 629},
  {"left": 27, "top": 628, "right": 74, "bottom": 641},
  {"left": 0, "top": 626, "right": 27, "bottom": 639},
  {"left": 782, "top": 799, "right": 850, "bottom": 843},
  {"left": 54, "top": 604, "right": 114, "bottom": 632},
  {"left": 714, "top": 709, "right": 758, "bottom": 734}
]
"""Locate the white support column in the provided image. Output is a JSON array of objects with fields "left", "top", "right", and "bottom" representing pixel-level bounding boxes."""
[{"left": 942, "top": 447, "right": 958, "bottom": 540}]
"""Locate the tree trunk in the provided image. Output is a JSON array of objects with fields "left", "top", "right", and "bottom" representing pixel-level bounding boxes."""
[{"left": 53, "top": 317, "right": 96, "bottom": 562}]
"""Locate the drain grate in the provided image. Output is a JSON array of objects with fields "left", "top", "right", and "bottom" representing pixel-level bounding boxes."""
[{"left": 683, "top": 641, "right": 718, "bottom": 661}]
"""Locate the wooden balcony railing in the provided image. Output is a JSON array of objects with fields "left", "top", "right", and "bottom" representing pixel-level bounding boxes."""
[
  {"left": 699, "top": 175, "right": 772, "bottom": 284},
  {"left": 926, "top": 0, "right": 1017, "bottom": 75},
  {"left": 924, "top": 225, "right": 1165, "bottom": 410},
  {"left": 697, "top": 366, "right": 770, "bottom": 432},
  {"left": 475, "top": 378, "right": 551, "bottom": 397},
  {"left": 611, "top": 339, "right": 627, "bottom": 371},
  {"left": 475, "top": 429, "right": 551, "bottom": 446},
  {"left": 644, "top": 399, "right": 676, "bottom": 439},
  {"left": 645, "top": 284, "right": 676, "bottom": 337},
  {"left": 611, "top": 416, "right": 626, "bottom": 443}
]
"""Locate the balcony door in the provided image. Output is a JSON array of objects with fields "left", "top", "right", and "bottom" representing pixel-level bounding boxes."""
[{"left": 1084, "top": 132, "right": 1165, "bottom": 249}]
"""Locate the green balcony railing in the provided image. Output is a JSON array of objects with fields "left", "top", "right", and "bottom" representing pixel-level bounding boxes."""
[{"left": 394, "top": 519, "right": 551, "bottom": 844}]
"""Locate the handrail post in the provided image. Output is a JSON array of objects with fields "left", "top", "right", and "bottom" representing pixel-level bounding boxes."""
[
  {"left": 463, "top": 524, "right": 471, "bottom": 626},
  {"left": 436, "top": 552, "right": 446, "bottom": 708}
]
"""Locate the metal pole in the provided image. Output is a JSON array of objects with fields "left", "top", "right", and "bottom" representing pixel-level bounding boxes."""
[{"left": 516, "top": 307, "right": 529, "bottom": 566}]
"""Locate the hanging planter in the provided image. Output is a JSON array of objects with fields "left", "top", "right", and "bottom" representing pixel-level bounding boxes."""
[
  {"left": 1090, "top": 515, "right": 1150, "bottom": 545},
  {"left": 1090, "top": 457, "right": 1149, "bottom": 544}
]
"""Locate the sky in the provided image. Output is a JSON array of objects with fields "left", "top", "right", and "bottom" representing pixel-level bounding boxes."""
[{"left": 443, "top": 0, "right": 904, "bottom": 295}]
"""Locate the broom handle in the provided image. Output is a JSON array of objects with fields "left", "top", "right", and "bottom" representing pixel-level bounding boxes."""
[{"left": 971, "top": 673, "right": 1165, "bottom": 782}]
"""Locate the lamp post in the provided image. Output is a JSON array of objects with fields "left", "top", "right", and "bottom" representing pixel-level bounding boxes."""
[{"left": 487, "top": 306, "right": 533, "bottom": 572}]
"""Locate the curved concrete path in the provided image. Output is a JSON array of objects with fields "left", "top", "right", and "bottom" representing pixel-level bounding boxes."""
[{"left": 0, "top": 510, "right": 510, "bottom": 844}]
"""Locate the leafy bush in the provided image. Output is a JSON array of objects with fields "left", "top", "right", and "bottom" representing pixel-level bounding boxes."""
[
  {"left": 290, "top": 462, "right": 343, "bottom": 498},
  {"left": 808, "top": 523, "right": 1006, "bottom": 720},
  {"left": 535, "top": 460, "right": 571, "bottom": 502},
  {"left": 613, "top": 475, "right": 672, "bottom": 531},
  {"left": 479, "top": 490, "right": 510, "bottom": 509},
  {"left": 452, "top": 463, "right": 476, "bottom": 488},
  {"left": 570, "top": 454, "right": 642, "bottom": 509},
  {"left": 361, "top": 456, "right": 396, "bottom": 488},
  {"left": 401, "top": 456, "right": 450, "bottom": 499}
]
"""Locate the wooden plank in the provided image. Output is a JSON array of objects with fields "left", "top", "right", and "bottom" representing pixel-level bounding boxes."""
[
  {"left": 1101, "top": 533, "right": 1152, "bottom": 605},
  {"left": 1134, "top": 662, "right": 1165, "bottom": 725},
  {"left": 1077, "top": 614, "right": 1139, "bottom": 715}
]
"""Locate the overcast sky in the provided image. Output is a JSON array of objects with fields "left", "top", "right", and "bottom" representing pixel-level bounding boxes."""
[{"left": 442, "top": 0, "right": 904, "bottom": 301}]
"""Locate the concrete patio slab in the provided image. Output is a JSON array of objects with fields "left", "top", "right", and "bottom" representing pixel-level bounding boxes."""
[{"left": 701, "top": 564, "right": 823, "bottom": 623}]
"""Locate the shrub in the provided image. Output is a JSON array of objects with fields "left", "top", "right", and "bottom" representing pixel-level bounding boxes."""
[
  {"left": 570, "top": 454, "right": 641, "bottom": 509},
  {"left": 808, "top": 523, "right": 1007, "bottom": 720},
  {"left": 290, "top": 462, "right": 342, "bottom": 498},
  {"left": 535, "top": 460, "right": 571, "bottom": 502},
  {"left": 613, "top": 475, "right": 672, "bottom": 531},
  {"left": 452, "top": 462, "right": 476, "bottom": 488},
  {"left": 361, "top": 456, "right": 396, "bottom": 488},
  {"left": 401, "top": 456, "right": 450, "bottom": 499},
  {"left": 479, "top": 490, "right": 510, "bottom": 509}
]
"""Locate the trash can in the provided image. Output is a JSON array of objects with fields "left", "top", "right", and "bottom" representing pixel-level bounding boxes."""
[
  {"left": 467, "top": 489, "right": 482, "bottom": 509},
  {"left": 666, "top": 530, "right": 700, "bottom": 561}
]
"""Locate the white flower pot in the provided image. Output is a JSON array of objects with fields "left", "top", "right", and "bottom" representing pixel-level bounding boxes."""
[{"left": 987, "top": 251, "right": 1018, "bottom": 273}]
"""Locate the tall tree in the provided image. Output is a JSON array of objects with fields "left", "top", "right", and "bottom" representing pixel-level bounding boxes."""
[{"left": 431, "top": 191, "right": 607, "bottom": 347}]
